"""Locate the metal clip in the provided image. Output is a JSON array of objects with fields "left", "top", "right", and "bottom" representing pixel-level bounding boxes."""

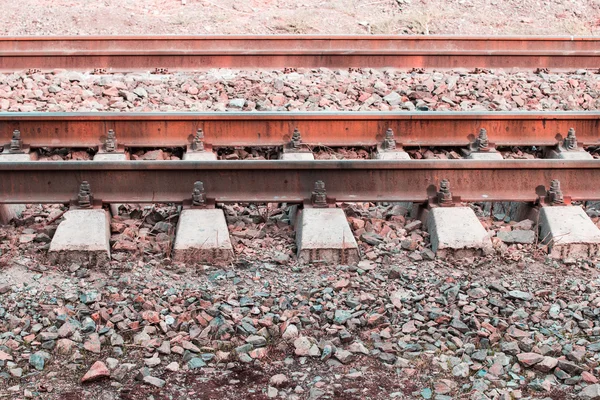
[
  {"left": 562, "top": 128, "right": 577, "bottom": 151},
  {"left": 538, "top": 179, "right": 571, "bottom": 206},
  {"left": 9, "top": 130, "right": 23, "bottom": 153},
  {"left": 192, "top": 181, "right": 206, "bottom": 206},
  {"left": 77, "top": 181, "right": 93, "bottom": 209},
  {"left": 474, "top": 128, "right": 490, "bottom": 152},
  {"left": 548, "top": 179, "right": 564, "bottom": 205},
  {"left": 311, "top": 181, "right": 328, "bottom": 208},
  {"left": 191, "top": 129, "right": 205, "bottom": 152},
  {"left": 437, "top": 179, "right": 454, "bottom": 206},
  {"left": 104, "top": 129, "right": 117, "bottom": 153},
  {"left": 290, "top": 128, "right": 302, "bottom": 151},
  {"left": 382, "top": 128, "right": 396, "bottom": 151}
]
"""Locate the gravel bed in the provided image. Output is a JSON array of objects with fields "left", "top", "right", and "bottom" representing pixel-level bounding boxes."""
[
  {"left": 0, "top": 69, "right": 599, "bottom": 113},
  {"left": 1, "top": 202, "right": 600, "bottom": 398}
]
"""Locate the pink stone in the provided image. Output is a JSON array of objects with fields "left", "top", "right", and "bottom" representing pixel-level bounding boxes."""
[
  {"left": 334, "top": 279, "right": 350, "bottom": 290},
  {"left": 0, "top": 350, "right": 13, "bottom": 361},
  {"left": 84, "top": 333, "right": 101, "bottom": 354},
  {"left": 56, "top": 339, "right": 75, "bottom": 355},
  {"left": 583, "top": 371, "right": 599, "bottom": 384},
  {"left": 142, "top": 310, "right": 160, "bottom": 324},
  {"left": 81, "top": 361, "right": 110, "bottom": 383},
  {"left": 517, "top": 352, "right": 544, "bottom": 367},
  {"left": 402, "top": 320, "right": 418, "bottom": 334},
  {"left": 102, "top": 87, "right": 119, "bottom": 97}
]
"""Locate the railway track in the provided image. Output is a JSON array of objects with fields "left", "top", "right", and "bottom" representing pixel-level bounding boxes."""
[
  {"left": 1, "top": 35, "right": 600, "bottom": 71},
  {"left": 1, "top": 111, "right": 600, "bottom": 147},
  {"left": 0, "top": 111, "right": 598, "bottom": 204},
  {"left": 0, "top": 159, "right": 597, "bottom": 204},
  {"left": 1, "top": 35, "right": 600, "bottom": 263}
]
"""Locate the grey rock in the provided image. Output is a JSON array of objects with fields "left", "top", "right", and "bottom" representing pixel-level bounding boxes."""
[
  {"left": 294, "top": 336, "right": 312, "bottom": 356},
  {"left": 580, "top": 384, "right": 600, "bottom": 400},
  {"left": 143, "top": 375, "right": 166, "bottom": 388},
  {"left": 450, "top": 318, "right": 469, "bottom": 333},
  {"left": 535, "top": 356, "right": 558, "bottom": 372},
  {"left": 133, "top": 87, "right": 148, "bottom": 98},
  {"left": 29, "top": 352, "right": 46, "bottom": 371},
  {"left": 334, "top": 349, "right": 355, "bottom": 364},
  {"left": 79, "top": 290, "right": 100, "bottom": 304},
  {"left": 187, "top": 357, "right": 206, "bottom": 369},
  {"left": 497, "top": 230, "right": 535, "bottom": 244},
  {"left": 228, "top": 98, "right": 246, "bottom": 109},
  {"left": 334, "top": 310, "right": 353, "bottom": 324},
  {"left": 246, "top": 335, "right": 267, "bottom": 347},
  {"left": 507, "top": 290, "right": 533, "bottom": 301},
  {"left": 383, "top": 92, "right": 402, "bottom": 105},
  {"left": 558, "top": 359, "right": 583, "bottom": 375},
  {"left": 452, "top": 362, "right": 469, "bottom": 378},
  {"left": 67, "top": 72, "right": 84, "bottom": 82}
]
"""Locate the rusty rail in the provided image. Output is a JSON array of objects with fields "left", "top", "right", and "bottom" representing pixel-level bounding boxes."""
[
  {"left": 0, "top": 159, "right": 597, "bottom": 204},
  {"left": 1, "top": 35, "right": 600, "bottom": 71},
  {"left": 1, "top": 112, "right": 599, "bottom": 148}
]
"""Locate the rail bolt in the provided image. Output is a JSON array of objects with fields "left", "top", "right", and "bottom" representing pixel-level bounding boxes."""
[
  {"left": 311, "top": 180, "right": 328, "bottom": 208},
  {"left": 437, "top": 179, "right": 453, "bottom": 205},
  {"left": 563, "top": 128, "right": 577, "bottom": 151},
  {"left": 290, "top": 128, "right": 302, "bottom": 150},
  {"left": 475, "top": 128, "right": 489, "bottom": 151},
  {"left": 77, "top": 181, "right": 93, "bottom": 209},
  {"left": 382, "top": 128, "right": 396, "bottom": 151},
  {"left": 191, "top": 129, "right": 205, "bottom": 152},
  {"left": 105, "top": 129, "right": 117, "bottom": 153},
  {"left": 9, "top": 129, "right": 22, "bottom": 153},
  {"left": 192, "top": 181, "right": 206, "bottom": 206},
  {"left": 548, "top": 179, "right": 564, "bottom": 205}
]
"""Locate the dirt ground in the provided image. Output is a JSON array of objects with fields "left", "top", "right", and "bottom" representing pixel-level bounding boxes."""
[{"left": 0, "top": 0, "right": 599, "bottom": 36}]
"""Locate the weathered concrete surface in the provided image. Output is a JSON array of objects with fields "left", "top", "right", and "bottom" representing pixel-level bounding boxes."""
[
  {"left": 539, "top": 206, "right": 600, "bottom": 259},
  {"left": 296, "top": 208, "right": 359, "bottom": 265},
  {"left": 427, "top": 206, "right": 492, "bottom": 258},
  {"left": 49, "top": 209, "right": 111, "bottom": 266},
  {"left": 93, "top": 153, "right": 128, "bottom": 161},
  {"left": 0, "top": 153, "right": 32, "bottom": 162},
  {"left": 375, "top": 151, "right": 410, "bottom": 160},
  {"left": 173, "top": 209, "right": 233, "bottom": 265},
  {"left": 0, "top": 153, "right": 30, "bottom": 224},
  {"left": 182, "top": 152, "right": 218, "bottom": 161},
  {"left": 546, "top": 150, "right": 594, "bottom": 160},
  {"left": 281, "top": 152, "right": 315, "bottom": 161},
  {"left": 467, "top": 152, "right": 503, "bottom": 160}
]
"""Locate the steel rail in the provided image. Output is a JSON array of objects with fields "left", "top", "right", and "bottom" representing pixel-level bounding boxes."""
[
  {"left": 0, "top": 159, "right": 597, "bottom": 204},
  {"left": 1, "top": 35, "right": 600, "bottom": 70},
  {"left": 1, "top": 112, "right": 599, "bottom": 148}
]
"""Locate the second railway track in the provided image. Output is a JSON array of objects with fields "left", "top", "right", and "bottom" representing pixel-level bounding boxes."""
[{"left": 2, "top": 35, "right": 600, "bottom": 71}]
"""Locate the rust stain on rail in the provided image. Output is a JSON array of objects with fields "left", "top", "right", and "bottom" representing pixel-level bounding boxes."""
[
  {"left": 0, "top": 112, "right": 598, "bottom": 148},
  {"left": 0, "top": 159, "right": 597, "bottom": 204},
  {"left": 0, "top": 35, "right": 600, "bottom": 70}
]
